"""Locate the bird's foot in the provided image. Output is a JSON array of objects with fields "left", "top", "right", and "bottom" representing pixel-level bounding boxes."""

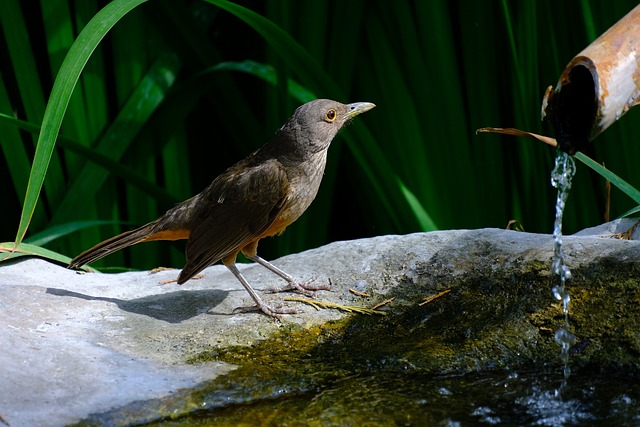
[
  {"left": 233, "top": 302, "right": 299, "bottom": 320},
  {"left": 268, "top": 277, "right": 331, "bottom": 297}
]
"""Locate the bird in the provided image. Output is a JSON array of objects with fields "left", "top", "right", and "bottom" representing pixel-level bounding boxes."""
[{"left": 69, "top": 99, "right": 375, "bottom": 318}]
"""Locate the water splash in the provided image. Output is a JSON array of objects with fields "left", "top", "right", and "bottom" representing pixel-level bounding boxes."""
[{"left": 550, "top": 150, "right": 577, "bottom": 385}]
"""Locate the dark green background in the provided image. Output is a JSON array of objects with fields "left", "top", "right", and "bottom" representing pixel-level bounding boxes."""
[{"left": 1, "top": 0, "right": 639, "bottom": 270}]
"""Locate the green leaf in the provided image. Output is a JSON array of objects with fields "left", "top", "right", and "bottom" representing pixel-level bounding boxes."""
[
  {"left": 0, "top": 0, "right": 62, "bottom": 227},
  {"left": 0, "top": 112, "right": 177, "bottom": 206},
  {"left": 0, "top": 78, "right": 36, "bottom": 211},
  {"left": 24, "top": 220, "right": 127, "bottom": 247},
  {"left": 575, "top": 152, "right": 640, "bottom": 205},
  {"left": 14, "top": 0, "right": 148, "bottom": 247},
  {"left": 618, "top": 205, "right": 640, "bottom": 219},
  {"left": 203, "top": 0, "right": 342, "bottom": 96},
  {"left": 397, "top": 179, "right": 439, "bottom": 231},
  {"left": 0, "top": 241, "right": 76, "bottom": 266},
  {"left": 205, "top": 60, "right": 317, "bottom": 103}
]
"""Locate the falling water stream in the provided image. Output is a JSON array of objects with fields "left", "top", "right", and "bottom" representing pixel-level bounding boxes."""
[{"left": 550, "top": 149, "right": 577, "bottom": 389}]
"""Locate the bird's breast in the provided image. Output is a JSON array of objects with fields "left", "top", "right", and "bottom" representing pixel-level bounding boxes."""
[{"left": 260, "top": 151, "right": 328, "bottom": 238}]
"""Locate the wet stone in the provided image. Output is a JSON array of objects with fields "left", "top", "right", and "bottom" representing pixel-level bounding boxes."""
[{"left": 1, "top": 219, "right": 640, "bottom": 426}]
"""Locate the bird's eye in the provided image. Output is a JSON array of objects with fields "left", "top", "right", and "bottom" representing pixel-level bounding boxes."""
[{"left": 325, "top": 109, "right": 337, "bottom": 122}]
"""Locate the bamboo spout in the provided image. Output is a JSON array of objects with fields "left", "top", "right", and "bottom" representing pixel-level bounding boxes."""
[{"left": 542, "top": 4, "right": 640, "bottom": 154}]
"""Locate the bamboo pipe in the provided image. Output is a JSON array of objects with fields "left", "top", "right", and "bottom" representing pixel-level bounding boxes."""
[{"left": 542, "top": 4, "right": 640, "bottom": 154}]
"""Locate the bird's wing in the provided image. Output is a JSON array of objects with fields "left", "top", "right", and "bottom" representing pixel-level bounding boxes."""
[{"left": 178, "top": 158, "right": 289, "bottom": 283}]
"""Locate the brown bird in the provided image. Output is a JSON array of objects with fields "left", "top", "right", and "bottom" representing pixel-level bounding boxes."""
[{"left": 69, "top": 99, "right": 375, "bottom": 317}]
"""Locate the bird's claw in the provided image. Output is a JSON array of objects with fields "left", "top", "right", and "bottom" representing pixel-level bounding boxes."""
[
  {"left": 267, "top": 276, "right": 331, "bottom": 297},
  {"left": 232, "top": 302, "right": 300, "bottom": 320}
]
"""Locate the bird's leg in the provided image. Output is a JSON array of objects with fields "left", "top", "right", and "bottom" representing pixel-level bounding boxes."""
[
  {"left": 247, "top": 255, "right": 331, "bottom": 296},
  {"left": 225, "top": 263, "right": 297, "bottom": 318}
]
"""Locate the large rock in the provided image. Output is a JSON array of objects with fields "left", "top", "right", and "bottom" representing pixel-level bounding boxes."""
[{"left": 1, "top": 220, "right": 639, "bottom": 426}]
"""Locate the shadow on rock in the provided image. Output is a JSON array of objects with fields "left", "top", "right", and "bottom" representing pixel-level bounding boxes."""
[{"left": 46, "top": 288, "right": 228, "bottom": 323}]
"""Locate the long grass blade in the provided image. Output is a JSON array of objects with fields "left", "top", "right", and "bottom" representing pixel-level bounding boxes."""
[
  {"left": 0, "top": 113, "right": 178, "bottom": 205},
  {"left": 0, "top": 76, "right": 43, "bottom": 219},
  {"left": 397, "top": 179, "right": 439, "bottom": 231},
  {"left": 575, "top": 152, "right": 640, "bottom": 205},
  {"left": 205, "top": 61, "right": 316, "bottom": 103},
  {"left": 0, "top": 241, "right": 75, "bottom": 264},
  {"left": 24, "top": 220, "right": 126, "bottom": 247},
  {"left": 14, "top": 0, "right": 148, "bottom": 247}
]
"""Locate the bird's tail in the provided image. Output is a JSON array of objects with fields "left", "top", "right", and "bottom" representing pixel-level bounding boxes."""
[
  {"left": 68, "top": 225, "right": 153, "bottom": 269},
  {"left": 69, "top": 194, "right": 199, "bottom": 270},
  {"left": 68, "top": 221, "right": 190, "bottom": 269}
]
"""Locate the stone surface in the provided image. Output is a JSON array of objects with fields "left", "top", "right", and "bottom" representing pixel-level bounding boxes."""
[{"left": 1, "top": 221, "right": 639, "bottom": 426}]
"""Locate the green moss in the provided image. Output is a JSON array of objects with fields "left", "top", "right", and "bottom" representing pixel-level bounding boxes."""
[
  {"left": 74, "top": 254, "right": 640, "bottom": 425},
  {"left": 187, "top": 320, "right": 350, "bottom": 366},
  {"left": 176, "top": 261, "right": 640, "bottom": 423}
]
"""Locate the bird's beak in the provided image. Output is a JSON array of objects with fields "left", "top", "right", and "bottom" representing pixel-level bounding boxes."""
[{"left": 344, "top": 102, "right": 376, "bottom": 119}]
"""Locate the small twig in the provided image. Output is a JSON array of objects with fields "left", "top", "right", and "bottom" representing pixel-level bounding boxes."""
[
  {"left": 158, "top": 274, "right": 204, "bottom": 285},
  {"left": 284, "top": 297, "right": 386, "bottom": 315},
  {"left": 149, "top": 266, "right": 176, "bottom": 274},
  {"left": 349, "top": 288, "right": 371, "bottom": 297},
  {"left": 604, "top": 222, "right": 638, "bottom": 241},
  {"left": 418, "top": 289, "right": 451, "bottom": 306},
  {"left": 371, "top": 297, "right": 395, "bottom": 310},
  {"left": 506, "top": 220, "right": 525, "bottom": 232},
  {"left": 476, "top": 127, "right": 558, "bottom": 147}
]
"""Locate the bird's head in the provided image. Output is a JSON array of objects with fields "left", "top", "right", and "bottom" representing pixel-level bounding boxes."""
[{"left": 278, "top": 99, "right": 376, "bottom": 156}]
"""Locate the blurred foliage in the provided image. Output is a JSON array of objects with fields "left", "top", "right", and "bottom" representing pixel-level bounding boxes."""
[{"left": 1, "top": 0, "right": 640, "bottom": 270}]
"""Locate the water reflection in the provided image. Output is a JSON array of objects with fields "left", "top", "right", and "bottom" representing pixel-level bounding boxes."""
[{"left": 159, "top": 368, "right": 640, "bottom": 426}]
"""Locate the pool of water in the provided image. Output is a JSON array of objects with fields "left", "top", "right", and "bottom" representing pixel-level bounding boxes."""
[{"left": 151, "top": 367, "right": 639, "bottom": 426}]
